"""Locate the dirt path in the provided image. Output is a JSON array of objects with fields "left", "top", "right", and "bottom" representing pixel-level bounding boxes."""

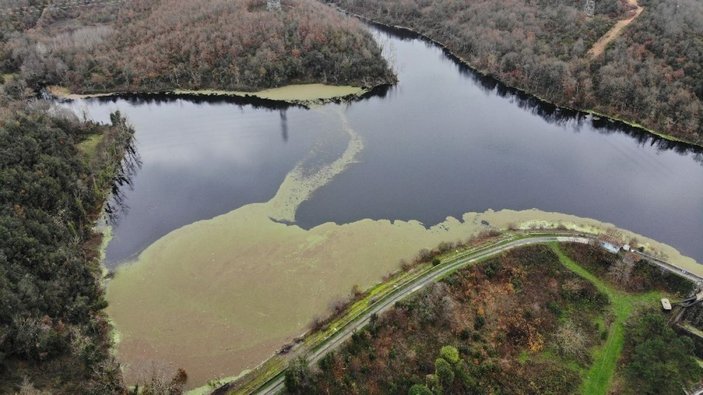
[{"left": 587, "top": 0, "right": 644, "bottom": 59}]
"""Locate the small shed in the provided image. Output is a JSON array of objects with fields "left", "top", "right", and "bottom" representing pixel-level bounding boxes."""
[
  {"left": 600, "top": 242, "right": 620, "bottom": 254},
  {"left": 622, "top": 244, "right": 631, "bottom": 252},
  {"left": 661, "top": 298, "right": 672, "bottom": 311}
]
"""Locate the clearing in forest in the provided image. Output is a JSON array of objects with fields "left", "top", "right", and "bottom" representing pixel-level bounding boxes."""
[{"left": 550, "top": 244, "right": 659, "bottom": 394}]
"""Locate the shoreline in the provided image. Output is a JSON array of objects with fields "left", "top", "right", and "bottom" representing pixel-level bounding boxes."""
[
  {"left": 340, "top": 10, "right": 703, "bottom": 150},
  {"left": 201, "top": 212, "right": 702, "bottom": 394},
  {"left": 109, "top": 202, "right": 703, "bottom": 391},
  {"left": 46, "top": 83, "right": 390, "bottom": 107}
]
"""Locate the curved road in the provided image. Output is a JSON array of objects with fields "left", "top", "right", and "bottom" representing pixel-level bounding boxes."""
[
  {"left": 252, "top": 235, "right": 578, "bottom": 394},
  {"left": 247, "top": 234, "right": 701, "bottom": 394}
]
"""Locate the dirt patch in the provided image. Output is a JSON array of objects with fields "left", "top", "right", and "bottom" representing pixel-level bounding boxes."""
[{"left": 587, "top": 0, "right": 644, "bottom": 59}]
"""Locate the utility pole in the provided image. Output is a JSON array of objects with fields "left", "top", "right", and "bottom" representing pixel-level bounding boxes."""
[{"left": 585, "top": 0, "right": 595, "bottom": 17}]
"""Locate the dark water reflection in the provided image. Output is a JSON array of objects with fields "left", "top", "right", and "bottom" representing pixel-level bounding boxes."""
[
  {"left": 296, "top": 25, "right": 703, "bottom": 262},
  {"left": 66, "top": 24, "right": 703, "bottom": 265},
  {"left": 64, "top": 98, "right": 347, "bottom": 266}
]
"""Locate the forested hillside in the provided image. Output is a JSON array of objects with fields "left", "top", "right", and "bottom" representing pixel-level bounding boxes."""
[
  {"left": 1, "top": 0, "right": 395, "bottom": 94},
  {"left": 286, "top": 246, "right": 611, "bottom": 394},
  {"left": 0, "top": 78, "right": 134, "bottom": 393},
  {"left": 329, "top": 0, "right": 703, "bottom": 146},
  {"left": 594, "top": 0, "right": 703, "bottom": 144},
  {"left": 285, "top": 244, "right": 701, "bottom": 394}
]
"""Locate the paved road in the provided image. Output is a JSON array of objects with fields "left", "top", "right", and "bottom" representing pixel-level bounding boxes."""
[
  {"left": 632, "top": 250, "right": 703, "bottom": 284},
  {"left": 250, "top": 234, "right": 702, "bottom": 394},
  {"left": 254, "top": 235, "right": 590, "bottom": 394}
]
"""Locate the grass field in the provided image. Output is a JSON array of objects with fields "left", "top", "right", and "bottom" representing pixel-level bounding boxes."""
[
  {"left": 550, "top": 243, "right": 662, "bottom": 395},
  {"left": 77, "top": 133, "right": 104, "bottom": 161}
]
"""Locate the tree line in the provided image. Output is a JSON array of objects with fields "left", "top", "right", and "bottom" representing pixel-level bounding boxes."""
[
  {"left": 329, "top": 0, "right": 703, "bottom": 146},
  {"left": 1, "top": 0, "right": 396, "bottom": 94},
  {"left": 0, "top": 77, "right": 133, "bottom": 393},
  {"left": 284, "top": 245, "right": 608, "bottom": 394}
]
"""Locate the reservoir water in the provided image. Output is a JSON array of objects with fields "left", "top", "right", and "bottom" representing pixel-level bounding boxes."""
[{"left": 64, "top": 24, "right": 703, "bottom": 267}]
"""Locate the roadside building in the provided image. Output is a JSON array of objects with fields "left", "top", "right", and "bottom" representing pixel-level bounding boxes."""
[
  {"left": 661, "top": 298, "right": 672, "bottom": 311},
  {"left": 597, "top": 235, "right": 622, "bottom": 254},
  {"left": 600, "top": 241, "right": 620, "bottom": 254}
]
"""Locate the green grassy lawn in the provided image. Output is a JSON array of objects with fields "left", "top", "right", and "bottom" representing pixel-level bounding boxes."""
[
  {"left": 77, "top": 133, "right": 104, "bottom": 164},
  {"left": 550, "top": 243, "right": 662, "bottom": 395}
]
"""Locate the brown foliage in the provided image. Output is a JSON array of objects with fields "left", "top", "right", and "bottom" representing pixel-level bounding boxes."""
[
  {"left": 4, "top": 0, "right": 395, "bottom": 93},
  {"left": 299, "top": 245, "right": 606, "bottom": 393},
  {"left": 332, "top": 0, "right": 703, "bottom": 145}
]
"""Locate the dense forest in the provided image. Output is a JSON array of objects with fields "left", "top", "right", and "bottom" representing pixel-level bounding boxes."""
[
  {"left": 622, "top": 310, "right": 701, "bottom": 395},
  {"left": 329, "top": 0, "right": 703, "bottom": 146},
  {"left": 0, "top": 74, "right": 133, "bottom": 393},
  {"left": 0, "top": 0, "right": 395, "bottom": 94},
  {"left": 286, "top": 246, "right": 610, "bottom": 393},
  {"left": 284, "top": 244, "right": 701, "bottom": 394}
]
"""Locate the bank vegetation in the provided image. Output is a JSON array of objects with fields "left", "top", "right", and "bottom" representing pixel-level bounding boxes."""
[
  {"left": 284, "top": 243, "right": 701, "bottom": 394},
  {"left": 1, "top": 0, "right": 395, "bottom": 95},
  {"left": 0, "top": 75, "right": 134, "bottom": 393},
  {"left": 329, "top": 0, "right": 703, "bottom": 146}
]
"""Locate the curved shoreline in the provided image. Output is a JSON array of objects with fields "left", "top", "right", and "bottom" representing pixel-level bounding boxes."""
[
  {"left": 340, "top": 10, "right": 703, "bottom": 150},
  {"left": 46, "top": 83, "right": 393, "bottom": 108},
  {"left": 102, "top": 102, "right": 702, "bottom": 391},
  {"left": 88, "top": 15, "right": 703, "bottom": 390}
]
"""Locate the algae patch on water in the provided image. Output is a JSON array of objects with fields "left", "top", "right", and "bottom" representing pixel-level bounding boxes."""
[
  {"left": 49, "top": 83, "right": 365, "bottom": 104},
  {"left": 234, "top": 84, "right": 365, "bottom": 101},
  {"left": 105, "top": 106, "right": 701, "bottom": 389}
]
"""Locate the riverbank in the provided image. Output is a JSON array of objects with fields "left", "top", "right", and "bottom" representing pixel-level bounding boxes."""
[
  {"left": 101, "top": 104, "right": 702, "bottom": 390},
  {"left": 0, "top": 91, "right": 135, "bottom": 392},
  {"left": 47, "top": 83, "right": 379, "bottom": 107},
  {"left": 107, "top": 185, "right": 703, "bottom": 390},
  {"left": 215, "top": 233, "right": 698, "bottom": 394},
  {"left": 336, "top": 8, "right": 703, "bottom": 150}
]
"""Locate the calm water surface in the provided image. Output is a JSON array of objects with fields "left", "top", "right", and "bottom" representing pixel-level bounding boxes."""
[{"left": 65, "top": 25, "right": 703, "bottom": 266}]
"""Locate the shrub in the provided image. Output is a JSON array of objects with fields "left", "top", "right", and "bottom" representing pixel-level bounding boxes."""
[
  {"left": 285, "top": 357, "right": 313, "bottom": 394},
  {"left": 455, "top": 359, "right": 479, "bottom": 392},
  {"left": 484, "top": 260, "right": 502, "bottom": 279},
  {"left": 439, "top": 345, "right": 460, "bottom": 364},
  {"left": 474, "top": 315, "right": 486, "bottom": 330},
  {"left": 435, "top": 358, "right": 455, "bottom": 387},
  {"left": 546, "top": 301, "right": 562, "bottom": 316},
  {"left": 408, "top": 384, "right": 433, "bottom": 395}
]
